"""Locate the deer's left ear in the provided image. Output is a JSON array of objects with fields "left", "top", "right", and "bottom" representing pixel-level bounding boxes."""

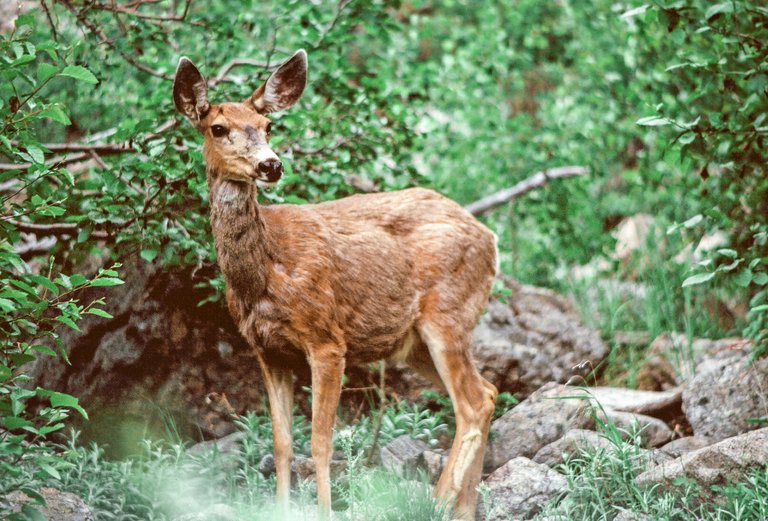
[
  {"left": 250, "top": 50, "right": 307, "bottom": 114},
  {"left": 173, "top": 57, "right": 210, "bottom": 124}
]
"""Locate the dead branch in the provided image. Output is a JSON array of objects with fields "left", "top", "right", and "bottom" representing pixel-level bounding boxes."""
[
  {"left": 4, "top": 219, "right": 109, "bottom": 239},
  {"left": 463, "top": 166, "right": 589, "bottom": 216},
  {"left": 2, "top": 119, "right": 180, "bottom": 172},
  {"left": 15, "top": 236, "right": 57, "bottom": 258}
]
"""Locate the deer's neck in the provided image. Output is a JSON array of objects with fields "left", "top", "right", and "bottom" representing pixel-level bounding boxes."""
[{"left": 208, "top": 173, "right": 272, "bottom": 300}]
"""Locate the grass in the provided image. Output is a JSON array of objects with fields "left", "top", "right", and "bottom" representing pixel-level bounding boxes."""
[
  {"left": 535, "top": 415, "right": 768, "bottom": 521},
  {"left": 7, "top": 402, "right": 767, "bottom": 521}
]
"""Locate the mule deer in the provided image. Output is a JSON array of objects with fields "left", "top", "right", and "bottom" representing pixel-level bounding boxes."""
[{"left": 173, "top": 50, "right": 498, "bottom": 520}]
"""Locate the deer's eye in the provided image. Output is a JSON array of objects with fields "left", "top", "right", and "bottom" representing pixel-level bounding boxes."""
[{"left": 211, "top": 125, "right": 228, "bottom": 137}]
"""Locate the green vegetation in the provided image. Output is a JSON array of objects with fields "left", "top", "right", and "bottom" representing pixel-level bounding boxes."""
[
  {"left": 1, "top": 0, "right": 766, "bottom": 519},
  {"left": 537, "top": 418, "right": 768, "bottom": 521}
]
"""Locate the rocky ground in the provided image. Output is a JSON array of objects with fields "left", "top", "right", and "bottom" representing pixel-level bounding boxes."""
[{"left": 21, "top": 258, "right": 768, "bottom": 520}]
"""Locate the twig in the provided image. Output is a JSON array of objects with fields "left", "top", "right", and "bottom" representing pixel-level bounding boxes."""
[
  {"left": 89, "top": 0, "right": 192, "bottom": 21},
  {"left": 210, "top": 58, "right": 277, "bottom": 87},
  {"left": 58, "top": 0, "right": 173, "bottom": 80},
  {"left": 463, "top": 166, "right": 589, "bottom": 216}
]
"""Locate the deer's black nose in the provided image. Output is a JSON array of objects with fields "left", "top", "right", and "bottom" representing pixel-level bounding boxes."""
[{"left": 258, "top": 159, "right": 283, "bottom": 182}]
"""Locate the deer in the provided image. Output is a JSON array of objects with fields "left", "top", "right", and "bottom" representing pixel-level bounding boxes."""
[{"left": 173, "top": 49, "right": 499, "bottom": 520}]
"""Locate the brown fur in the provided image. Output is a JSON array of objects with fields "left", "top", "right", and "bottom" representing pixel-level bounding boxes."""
[{"left": 174, "top": 51, "right": 498, "bottom": 520}]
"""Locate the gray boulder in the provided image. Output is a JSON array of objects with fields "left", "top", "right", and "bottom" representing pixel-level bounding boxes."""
[
  {"left": 477, "top": 457, "right": 567, "bottom": 521},
  {"left": 682, "top": 347, "right": 768, "bottom": 442},
  {"left": 636, "top": 427, "right": 768, "bottom": 490},
  {"left": 657, "top": 436, "right": 711, "bottom": 459},
  {"left": 470, "top": 280, "right": 609, "bottom": 397},
  {"left": 598, "top": 410, "right": 673, "bottom": 448},
  {"left": 486, "top": 383, "right": 594, "bottom": 472},
  {"left": 587, "top": 386, "right": 683, "bottom": 419},
  {"left": 2, "top": 488, "right": 93, "bottom": 521},
  {"left": 533, "top": 429, "right": 614, "bottom": 466}
]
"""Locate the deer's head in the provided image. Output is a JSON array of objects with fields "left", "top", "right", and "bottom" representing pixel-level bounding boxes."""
[{"left": 173, "top": 50, "right": 307, "bottom": 187}]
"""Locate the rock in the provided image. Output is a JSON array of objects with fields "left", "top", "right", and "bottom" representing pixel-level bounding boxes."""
[
  {"left": 612, "top": 214, "right": 655, "bottom": 262},
  {"left": 533, "top": 429, "right": 614, "bottom": 466},
  {"left": 258, "top": 453, "right": 276, "bottom": 476},
  {"left": 470, "top": 280, "right": 609, "bottom": 397},
  {"left": 292, "top": 455, "right": 347, "bottom": 481},
  {"left": 587, "top": 386, "right": 682, "bottom": 420},
  {"left": 598, "top": 410, "right": 673, "bottom": 448},
  {"left": 2, "top": 488, "right": 93, "bottom": 521},
  {"left": 421, "top": 449, "right": 448, "bottom": 484},
  {"left": 635, "top": 427, "right": 768, "bottom": 491},
  {"left": 682, "top": 347, "right": 768, "bottom": 442},
  {"left": 486, "top": 383, "right": 593, "bottom": 472},
  {"left": 657, "top": 436, "right": 711, "bottom": 459},
  {"left": 187, "top": 431, "right": 244, "bottom": 457},
  {"left": 28, "top": 257, "right": 266, "bottom": 448},
  {"left": 477, "top": 457, "right": 567, "bottom": 521},
  {"left": 380, "top": 435, "right": 431, "bottom": 475},
  {"left": 636, "top": 334, "right": 750, "bottom": 390}
]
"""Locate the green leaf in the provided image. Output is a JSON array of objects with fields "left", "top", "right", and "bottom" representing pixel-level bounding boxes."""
[
  {"left": 753, "top": 273, "right": 768, "bottom": 286},
  {"left": 140, "top": 249, "right": 159, "bottom": 262},
  {"left": 683, "top": 214, "right": 703, "bottom": 228},
  {"left": 38, "top": 390, "right": 89, "bottom": 419},
  {"left": 90, "top": 277, "right": 124, "bottom": 287},
  {"left": 620, "top": 4, "right": 650, "bottom": 19},
  {"left": 61, "top": 65, "right": 98, "bottom": 84},
  {"left": 36, "top": 62, "right": 59, "bottom": 82},
  {"left": 636, "top": 116, "right": 670, "bottom": 126},
  {"left": 21, "top": 505, "right": 47, "bottom": 521},
  {"left": 87, "top": 308, "right": 113, "bottom": 319},
  {"left": 38, "top": 105, "right": 71, "bottom": 125},
  {"left": 705, "top": 2, "right": 733, "bottom": 20},
  {"left": 0, "top": 297, "right": 15, "bottom": 312},
  {"left": 37, "top": 461, "right": 61, "bottom": 480},
  {"left": 31, "top": 345, "right": 57, "bottom": 357},
  {"left": 28, "top": 275, "right": 59, "bottom": 296},
  {"left": 717, "top": 248, "right": 738, "bottom": 258},
  {"left": 3, "top": 416, "right": 32, "bottom": 430},
  {"left": 734, "top": 270, "right": 753, "bottom": 287},
  {"left": 55, "top": 315, "right": 81, "bottom": 331},
  {"left": 682, "top": 272, "right": 715, "bottom": 287}
]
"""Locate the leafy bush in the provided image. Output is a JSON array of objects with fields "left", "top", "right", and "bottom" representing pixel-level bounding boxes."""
[{"left": 1, "top": 16, "right": 124, "bottom": 518}]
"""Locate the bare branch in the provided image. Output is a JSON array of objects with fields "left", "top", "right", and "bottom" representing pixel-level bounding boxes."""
[
  {"left": 3, "top": 219, "right": 107, "bottom": 238},
  {"left": 15, "top": 236, "right": 57, "bottom": 258},
  {"left": 2, "top": 119, "right": 180, "bottom": 172},
  {"left": 463, "top": 166, "right": 589, "bottom": 216}
]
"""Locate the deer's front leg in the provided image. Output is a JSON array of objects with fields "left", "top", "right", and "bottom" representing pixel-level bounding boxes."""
[
  {"left": 256, "top": 354, "right": 294, "bottom": 512},
  {"left": 309, "top": 347, "right": 345, "bottom": 520}
]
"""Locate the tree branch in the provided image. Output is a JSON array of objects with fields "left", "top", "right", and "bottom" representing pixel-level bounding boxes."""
[{"left": 463, "top": 166, "right": 589, "bottom": 216}]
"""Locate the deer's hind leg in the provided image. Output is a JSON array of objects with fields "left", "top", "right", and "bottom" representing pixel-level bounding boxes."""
[{"left": 415, "top": 317, "right": 497, "bottom": 521}]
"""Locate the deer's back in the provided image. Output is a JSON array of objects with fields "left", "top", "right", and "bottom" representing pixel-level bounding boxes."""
[{"left": 252, "top": 188, "right": 496, "bottom": 364}]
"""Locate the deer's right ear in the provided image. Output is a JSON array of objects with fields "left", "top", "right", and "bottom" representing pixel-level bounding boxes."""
[{"left": 173, "top": 57, "right": 210, "bottom": 124}]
